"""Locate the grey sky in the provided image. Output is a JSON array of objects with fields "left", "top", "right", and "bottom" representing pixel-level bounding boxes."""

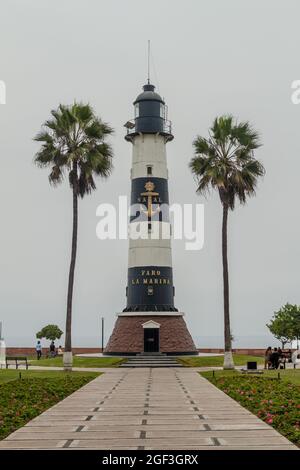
[{"left": 0, "top": 0, "right": 299, "bottom": 348}]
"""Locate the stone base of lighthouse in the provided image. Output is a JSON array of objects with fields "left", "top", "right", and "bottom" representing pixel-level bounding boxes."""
[{"left": 104, "top": 312, "right": 197, "bottom": 356}]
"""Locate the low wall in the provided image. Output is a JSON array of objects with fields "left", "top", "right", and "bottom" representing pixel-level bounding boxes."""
[
  {"left": 198, "top": 348, "right": 266, "bottom": 355},
  {"left": 6, "top": 347, "right": 102, "bottom": 356},
  {"left": 5, "top": 347, "right": 267, "bottom": 356}
]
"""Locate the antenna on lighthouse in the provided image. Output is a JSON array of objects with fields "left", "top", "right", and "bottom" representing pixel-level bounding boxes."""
[{"left": 147, "top": 40, "right": 150, "bottom": 84}]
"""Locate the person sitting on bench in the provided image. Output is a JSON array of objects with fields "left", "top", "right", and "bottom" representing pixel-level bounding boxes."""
[{"left": 49, "top": 340, "right": 56, "bottom": 357}]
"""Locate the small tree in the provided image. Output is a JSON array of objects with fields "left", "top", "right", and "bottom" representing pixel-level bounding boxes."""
[
  {"left": 266, "top": 304, "right": 296, "bottom": 348},
  {"left": 36, "top": 324, "right": 63, "bottom": 342},
  {"left": 290, "top": 307, "right": 300, "bottom": 349}
]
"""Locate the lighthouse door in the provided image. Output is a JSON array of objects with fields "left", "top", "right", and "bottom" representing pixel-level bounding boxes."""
[{"left": 144, "top": 328, "right": 159, "bottom": 353}]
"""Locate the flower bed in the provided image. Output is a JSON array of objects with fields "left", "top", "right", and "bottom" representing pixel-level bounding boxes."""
[
  {"left": 0, "top": 373, "right": 98, "bottom": 439},
  {"left": 203, "top": 373, "right": 300, "bottom": 447}
]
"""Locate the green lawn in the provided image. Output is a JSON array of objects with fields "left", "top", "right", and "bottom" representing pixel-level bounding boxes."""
[
  {"left": 178, "top": 354, "right": 264, "bottom": 367},
  {"left": 201, "top": 368, "right": 300, "bottom": 385},
  {"left": 0, "top": 368, "right": 99, "bottom": 384},
  {"left": 0, "top": 370, "right": 99, "bottom": 440},
  {"left": 201, "top": 370, "right": 300, "bottom": 447},
  {"left": 29, "top": 356, "right": 125, "bottom": 368}
]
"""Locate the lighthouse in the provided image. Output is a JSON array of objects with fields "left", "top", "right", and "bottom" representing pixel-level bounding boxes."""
[{"left": 104, "top": 81, "right": 197, "bottom": 355}]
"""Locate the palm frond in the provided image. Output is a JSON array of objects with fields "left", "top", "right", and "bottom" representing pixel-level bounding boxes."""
[
  {"left": 49, "top": 165, "right": 64, "bottom": 185},
  {"left": 34, "top": 102, "right": 114, "bottom": 193},
  {"left": 190, "top": 114, "right": 264, "bottom": 209}
]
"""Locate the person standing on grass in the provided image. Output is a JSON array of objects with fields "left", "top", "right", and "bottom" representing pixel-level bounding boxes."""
[
  {"left": 271, "top": 347, "right": 280, "bottom": 369},
  {"left": 36, "top": 340, "right": 42, "bottom": 360},
  {"left": 49, "top": 340, "right": 56, "bottom": 357},
  {"left": 264, "top": 346, "right": 272, "bottom": 369}
]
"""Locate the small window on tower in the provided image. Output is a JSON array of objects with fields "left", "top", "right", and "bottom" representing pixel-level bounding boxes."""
[
  {"left": 135, "top": 103, "right": 139, "bottom": 118},
  {"left": 160, "top": 103, "right": 165, "bottom": 119},
  {"left": 147, "top": 165, "right": 152, "bottom": 176}
]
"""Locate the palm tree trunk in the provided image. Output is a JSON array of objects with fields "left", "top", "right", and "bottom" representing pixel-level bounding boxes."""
[
  {"left": 64, "top": 162, "right": 78, "bottom": 371},
  {"left": 222, "top": 203, "right": 234, "bottom": 369}
]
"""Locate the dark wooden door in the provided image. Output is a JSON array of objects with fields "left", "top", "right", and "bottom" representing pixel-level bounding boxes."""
[{"left": 144, "top": 328, "right": 159, "bottom": 353}]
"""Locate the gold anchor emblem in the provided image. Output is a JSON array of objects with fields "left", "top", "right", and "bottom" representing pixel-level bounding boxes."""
[{"left": 140, "top": 181, "right": 160, "bottom": 218}]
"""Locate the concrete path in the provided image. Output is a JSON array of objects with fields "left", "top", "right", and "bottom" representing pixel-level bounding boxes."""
[{"left": 0, "top": 368, "right": 297, "bottom": 450}]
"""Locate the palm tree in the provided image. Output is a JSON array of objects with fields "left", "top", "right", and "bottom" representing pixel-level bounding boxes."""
[
  {"left": 189, "top": 115, "right": 264, "bottom": 369},
  {"left": 34, "top": 103, "right": 113, "bottom": 370}
]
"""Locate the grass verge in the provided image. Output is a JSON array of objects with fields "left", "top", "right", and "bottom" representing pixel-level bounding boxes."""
[
  {"left": 0, "top": 370, "right": 99, "bottom": 439},
  {"left": 29, "top": 356, "right": 125, "bottom": 368},
  {"left": 201, "top": 370, "right": 300, "bottom": 447},
  {"left": 178, "top": 354, "right": 264, "bottom": 367}
]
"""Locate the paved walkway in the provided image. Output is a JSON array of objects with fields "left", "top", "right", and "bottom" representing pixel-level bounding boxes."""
[{"left": 0, "top": 368, "right": 297, "bottom": 450}]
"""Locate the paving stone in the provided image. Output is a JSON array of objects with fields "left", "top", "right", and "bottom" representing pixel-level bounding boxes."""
[
  {"left": 209, "top": 423, "right": 270, "bottom": 430},
  {"left": 144, "top": 445, "right": 297, "bottom": 450},
  {"left": 218, "top": 436, "right": 290, "bottom": 446},
  {"left": 145, "top": 429, "right": 280, "bottom": 438},
  {"left": 67, "top": 438, "right": 214, "bottom": 448},
  {"left": 0, "top": 440, "right": 64, "bottom": 449},
  {"left": 20, "top": 426, "right": 85, "bottom": 432},
  {"left": 7, "top": 431, "right": 141, "bottom": 440}
]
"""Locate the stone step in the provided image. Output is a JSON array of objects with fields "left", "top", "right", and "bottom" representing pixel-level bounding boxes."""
[
  {"left": 120, "top": 356, "right": 182, "bottom": 368},
  {"left": 126, "top": 362, "right": 179, "bottom": 364},
  {"left": 124, "top": 356, "right": 177, "bottom": 360},
  {"left": 121, "top": 363, "right": 180, "bottom": 367},
  {"left": 121, "top": 359, "right": 179, "bottom": 361},
  {"left": 120, "top": 363, "right": 183, "bottom": 368},
  {"left": 137, "top": 353, "right": 167, "bottom": 356},
  {"left": 124, "top": 358, "right": 178, "bottom": 361}
]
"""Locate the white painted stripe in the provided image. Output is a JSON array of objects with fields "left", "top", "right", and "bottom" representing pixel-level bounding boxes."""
[
  {"left": 131, "top": 134, "right": 168, "bottom": 179},
  {"left": 129, "top": 238, "right": 172, "bottom": 250},
  {"left": 131, "top": 162, "right": 168, "bottom": 179},
  {"left": 128, "top": 246, "right": 172, "bottom": 268}
]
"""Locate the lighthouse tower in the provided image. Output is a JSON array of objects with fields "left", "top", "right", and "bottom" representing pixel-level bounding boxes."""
[{"left": 104, "top": 81, "right": 196, "bottom": 355}]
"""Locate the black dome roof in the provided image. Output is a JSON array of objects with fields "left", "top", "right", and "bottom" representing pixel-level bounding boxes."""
[{"left": 134, "top": 83, "right": 164, "bottom": 104}]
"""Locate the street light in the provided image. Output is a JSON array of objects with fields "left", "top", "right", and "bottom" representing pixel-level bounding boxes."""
[
  {"left": 0, "top": 321, "right": 6, "bottom": 368},
  {"left": 101, "top": 317, "right": 104, "bottom": 353}
]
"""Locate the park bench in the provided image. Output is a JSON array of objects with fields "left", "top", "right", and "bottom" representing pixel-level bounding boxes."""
[
  {"left": 280, "top": 350, "right": 292, "bottom": 368},
  {"left": 5, "top": 356, "right": 29, "bottom": 370}
]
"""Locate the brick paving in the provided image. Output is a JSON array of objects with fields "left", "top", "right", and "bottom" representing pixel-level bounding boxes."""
[{"left": 0, "top": 368, "right": 297, "bottom": 450}]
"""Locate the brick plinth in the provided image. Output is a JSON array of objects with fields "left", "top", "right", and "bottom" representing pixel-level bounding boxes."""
[{"left": 104, "top": 315, "right": 197, "bottom": 355}]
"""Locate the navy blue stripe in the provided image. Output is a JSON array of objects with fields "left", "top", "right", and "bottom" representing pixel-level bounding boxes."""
[
  {"left": 124, "top": 266, "right": 176, "bottom": 312},
  {"left": 130, "top": 177, "right": 169, "bottom": 223}
]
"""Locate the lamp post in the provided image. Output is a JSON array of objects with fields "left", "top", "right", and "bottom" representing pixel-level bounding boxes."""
[
  {"left": 0, "top": 321, "right": 5, "bottom": 369},
  {"left": 101, "top": 317, "right": 104, "bottom": 353}
]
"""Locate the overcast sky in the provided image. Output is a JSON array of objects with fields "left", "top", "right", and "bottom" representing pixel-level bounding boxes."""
[{"left": 0, "top": 0, "right": 300, "bottom": 348}]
